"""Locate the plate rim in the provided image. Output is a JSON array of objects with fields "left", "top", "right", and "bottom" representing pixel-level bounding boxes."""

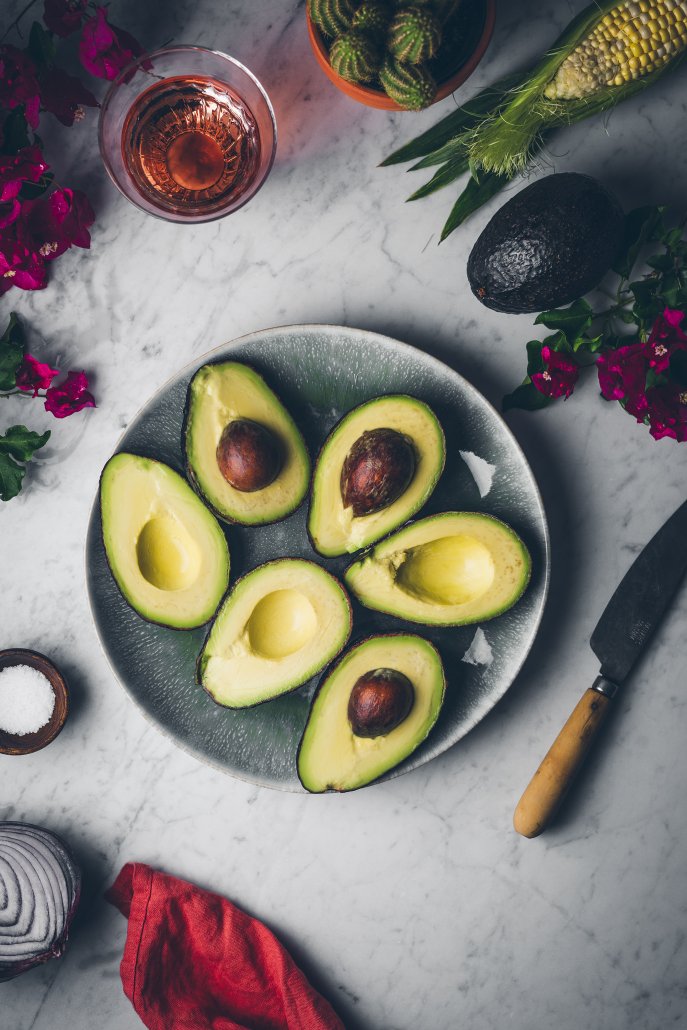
[{"left": 85, "top": 322, "right": 550, "bottom": 791}]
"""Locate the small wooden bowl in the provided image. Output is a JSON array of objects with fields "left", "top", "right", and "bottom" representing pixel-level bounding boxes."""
[
  {"left": 306, "top": 0, "right": 496, "bottom": 111},
  {"left": 0, "top": 650, "right": 69, "bottom": 756}
]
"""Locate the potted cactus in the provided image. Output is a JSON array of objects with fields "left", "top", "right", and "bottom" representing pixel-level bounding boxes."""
[{"left": 306, "top": 0, "right": 495, "bottom": 110}]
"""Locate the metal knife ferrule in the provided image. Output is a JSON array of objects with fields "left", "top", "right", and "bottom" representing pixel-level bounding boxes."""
[{"left": 592, "top": 675, "right": 619, "bottom": 699}]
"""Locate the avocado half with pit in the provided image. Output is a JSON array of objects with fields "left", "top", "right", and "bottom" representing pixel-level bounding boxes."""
[
  {"left": 198, "top": 558, "right": 352, "bottom": 708},
  {"left": 298, "top": 634, "right": 445, "bottom": 793},
  {"left": 184, "top": 362, "right": 310, "bottom": 526},
  {"left": 100, "top": 453, "right": 230, "bottom": 629},
  {"left": 345, "top": 512, "right": 531, "bottom": 626},
  {"left": 308, "top": 395, "right": 445, "bottom": 557}
]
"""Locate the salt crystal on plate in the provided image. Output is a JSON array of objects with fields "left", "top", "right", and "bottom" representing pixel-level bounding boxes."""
[{"left": 0, "top": 665, "right": 56, "bottom": 736}]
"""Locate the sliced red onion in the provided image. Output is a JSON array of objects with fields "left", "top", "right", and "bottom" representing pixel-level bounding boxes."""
[{"left": 0, "top": 822, "right": 81, "bottom": 981}]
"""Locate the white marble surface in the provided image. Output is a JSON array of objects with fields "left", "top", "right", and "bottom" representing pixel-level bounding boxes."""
[{"left": 3, "top": 1, "right": 687, "bottom": 1028}]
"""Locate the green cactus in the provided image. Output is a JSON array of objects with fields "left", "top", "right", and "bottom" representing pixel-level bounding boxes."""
[
  {"left": 387, "top": 5, "right": 442, "bottom": 64},
  {"left": 379, "top": 57, "right": 437, "bottom": 109},
  {"left": 308, "top": 0, "right": 356, "bottom": 38},
  {"left": 330, "top": 30, "right": 382, "bottom": 83},
  {"left": 352, "top": 2, "right": 392, "bottom": 39}
]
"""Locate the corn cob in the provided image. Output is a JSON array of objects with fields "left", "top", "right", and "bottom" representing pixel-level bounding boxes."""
[
  {"left": 383, "top": 0, "right": 687, "bottom": 238},
  {"left": 546, "top": 0, "right": 687, "bottom": 99}
]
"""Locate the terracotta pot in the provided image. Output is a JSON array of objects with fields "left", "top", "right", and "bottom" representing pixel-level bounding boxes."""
[{"left": 306, "top": 0, "right": 496, "bottom": 111}]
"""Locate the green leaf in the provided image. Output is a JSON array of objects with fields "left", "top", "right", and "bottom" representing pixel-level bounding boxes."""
[
  {"left": 575, "top": 332, "right": 604, "bottom": 355},
  {"left": 661, "top": 225, "right": 685, "bottom": 250},
  {"left": 613, "top": 206, "right": 665, "bottom": 279},
  {"left": 615, "top": 307, "right": 638, "bottom": 324},
  {"left": 20, "top": 170, "right": 54, "bottom": 201},
  {"left": 0, "top": 425, "right": 50, "bottom": 502},
  {"left": 407, "top": 156, "right": 469, "bottom": 201},
  {"left": 631, "top": 278, "right": 662, "bottom": 325},
  {"left": 503, "top": 379, "right": 553, "bottom": 413},
  {"left": 28, "top": 21, "right": 56, "bottom": 69},
  {"left": 646, "top": 253, "right": 674, "bottom": 272},
  {"left": 0, "top": 452, "right": 26, "bottom": 502},
  {"left": 525, "top": 339, "right": 545, "bottom": 375},
  {"left": 0, "top": 313, "right": 26, "bottom": 392},
  {"left": 2, "top": 109, "right": 30, "bottom": 154},
  {"left": 669, "top": 350, "right": 687, "bottom": 388},
  {"left": 659, "top": 271, "right": 686, "bottom": 309},
  {"left": 534, "top": 298, "right": 594, "bottom": 348},
  {"left": 439, "top": 171, "right": 508, "bottom": 241},
  {"left": 0, "top": 425, "right": 50, "bottom": 462},
  {"left": 380, "top": 73, "right": 522, "bottom": 167}
]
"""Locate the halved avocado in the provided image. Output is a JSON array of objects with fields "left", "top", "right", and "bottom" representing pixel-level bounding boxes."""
[
  {"left": 100, "top": 453, "right": 230, "bottom": 629},
  {"left": 308, "top": 395, "right": 445, "bottom": 557},
  {"left": 298, "top": 634, "right": 445, "bottom": 793},
  {"left": 198, "top": 559, "right": 352, "bottom": 708},
  {"left": 184, "top": 362, "right": 310, "bottom": 526},
  {"left": 345, "top": 512, "right": 531, "bottom": 626}
]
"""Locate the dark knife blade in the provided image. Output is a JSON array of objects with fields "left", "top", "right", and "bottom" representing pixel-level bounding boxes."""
[{"left": 590, "top": 497, "right": 687, "bottom": 685}]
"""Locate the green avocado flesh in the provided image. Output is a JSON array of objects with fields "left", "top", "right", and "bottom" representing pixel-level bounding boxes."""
[
  {"left": 298, "top": 635, "right": 445, "bottom": 792},
  {"left": 185, "top": 362, "right": 311, "bottom": 525},
  {"left": 308, "top": 395, "right": 445, "bottom": 557},
  {"left": 100, "top": 453, "right": 230, "bottom": 629},
  {"left": 198, "top": 559, "right": 352, "bottom": 707},
  {"left": 345, "top": 512, "right": 531, "bottom": 626}
]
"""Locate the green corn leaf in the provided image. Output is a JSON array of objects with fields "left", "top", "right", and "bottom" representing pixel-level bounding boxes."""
[
  {"left": 380, "top": 73, "right": 522, "bottom": 167},
  {"left": 503, "top": 379, "right": 553, "bottom": 413},
  {"left": 534, "top": 299, "right": 594, "bottom": 348},
  {"left": 409, "top": 136, "right": 469, "bottom": 171},
  {"left": 407, "top": 155, "right": 469, "bottom": 201},
  {"left": 439, "top": 171, "right": 507, "bottom": 241}
]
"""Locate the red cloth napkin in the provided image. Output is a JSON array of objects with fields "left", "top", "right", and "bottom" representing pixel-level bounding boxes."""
[{"left": 106, "top": 863, "right": 344, "bottom": 1030}]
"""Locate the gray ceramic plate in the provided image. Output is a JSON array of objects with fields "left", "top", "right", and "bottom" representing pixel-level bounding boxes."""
[{"left": 86, "top": 325, "right": 549, "bottom": 791}]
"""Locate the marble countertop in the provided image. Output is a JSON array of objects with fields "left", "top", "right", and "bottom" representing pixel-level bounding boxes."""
[{"left": 3, "top": 1, "right": 687, "bottom": 1028}]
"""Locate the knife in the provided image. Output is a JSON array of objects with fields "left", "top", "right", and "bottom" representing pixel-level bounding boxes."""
[{"left": 514, "top": 496, "right": 687, "bottom": 839}]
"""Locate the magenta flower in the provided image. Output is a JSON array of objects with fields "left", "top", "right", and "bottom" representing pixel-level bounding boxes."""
[
  {"left": 26, "top": 187, "right": 95, "bottom": 259},
  {"left": 44, "top": 370, "right": 95, "bottom": 418},
  {"left": 43, "top": 0, "right": 88, "bottom": 37},
  {"left": 15, "top": 354, "right": 60, "bottom": 396},
  {"left": 531, "top": 345, "right": 580, "bottom": 399},
  {"left": 0, "top": 146, "right": 48, "bottom": 203},
  {"left": 645, "top": 307, "right": 687, "bottom": 374},
  {"left": 597, "top": 342, "right": 649, "bottom": 420},
  {"left": 40, "top": 68, "right": 98, "bottom": 127},
  {"left": 0, "top": 214, "right": 47, "bottom": 294},
  {"left": 79, "top": 7, "right": 141, "bottom": 80},
  {"left": 646, "top": 383, "right": 687, "bottom": 442},
  {"left": 0, "top": 46, "right": 41, "bottom": 128}
]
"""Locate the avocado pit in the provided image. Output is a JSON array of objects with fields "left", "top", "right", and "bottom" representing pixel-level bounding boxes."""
[
  {"left": 216, "top": 419, "right": 282, "bottom": 493},
  {"left": 397, "top": 534, "right": 495, "bottom": 605},
  {"left": 247, "top": 588, "right": 318, "bottom": 660},
  {"left": 348, "top": 668, "right": 415, "bottom": 738},
  {"left": 341, "top": 428, "right": 415, "bottom": 517},
  {"left": 136, "top": 515, "right": 201, "bottom": 591}
]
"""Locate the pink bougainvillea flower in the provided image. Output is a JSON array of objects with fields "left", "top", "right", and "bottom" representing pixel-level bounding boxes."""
[
  {"left": 15, "top": 353, "right": 60, "bottom": 396},
  {"left": 645, "top": 307, "right": 687, "bottom": 374},
  {"left": 597, "top": 342, "right": 649, "bottom": 420},
  {"left": 531, "top": 345, "right": 580, "bottom": 399},
  {"left": 43, "top": 0, "right": 88, "bottom": 37},
  {"left": 0, "top": 214, "right": 47, "bottom": 294},
  {"left": 0, "top": 46, "right": 41, "bottom": 128},
  {"left": 79, "top": 7, "right": 141, "bottom": 80},
  {"left": 40, "top": 68, "right": 98, "bottom": 127},
  {"left": 0, "top": 146, "right": 48, "bottom": 202},
  {"left": 645, "top": 382, "right": 687, "bottom": 442},
  {"left": 44, "top": 370, "right": 95, "bottom": 418},
  {"left": 25, "top": 187, "right": 95, "bottom": 259}
]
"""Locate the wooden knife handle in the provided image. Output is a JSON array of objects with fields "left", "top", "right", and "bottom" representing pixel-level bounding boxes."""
[{"left": 513, "top": 682, "right": 616, "bottom": 839}]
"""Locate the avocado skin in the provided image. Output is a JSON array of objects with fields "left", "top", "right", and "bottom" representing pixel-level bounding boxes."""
[{"left": 467, "top": 173, "right": 624, "bottom": 314}]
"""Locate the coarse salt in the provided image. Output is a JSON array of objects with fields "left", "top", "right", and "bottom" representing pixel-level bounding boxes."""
[{"left": 0, "top": 665, "right": 56, "bottom": 736}]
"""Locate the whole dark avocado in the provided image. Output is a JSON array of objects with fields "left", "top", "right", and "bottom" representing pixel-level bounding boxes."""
[{"left": 466, "top": 173, "right": 624, "bottom": 314}]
